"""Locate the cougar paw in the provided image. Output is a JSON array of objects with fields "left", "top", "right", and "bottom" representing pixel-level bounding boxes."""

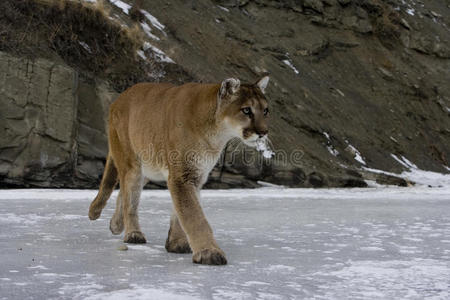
[
  {"left": 88, "top": 204, "right": 102, "bottom": 220},
  {"left": 165, "top": 237, "right": 192, "bottom": 253},
  {"left": 192, "top": 248, "right": 227, "bottom": 265},
  {"left": 124, "top": 231, "right": 147, "bottom": 244},
  {"left": 109, "top": 217, "right": 124, "bottom": 235}
]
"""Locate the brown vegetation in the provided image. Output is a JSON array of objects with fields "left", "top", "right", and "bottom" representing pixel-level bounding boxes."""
[
  {"left": 0, "top": 0, "right": 162, "bottom": 91},
  {"left": 129, "top": 0, "right": 145, "bottom": 22}
]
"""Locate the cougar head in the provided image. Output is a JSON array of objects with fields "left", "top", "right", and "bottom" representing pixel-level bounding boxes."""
[{"left": 218, "top": 75, "right": 270, "bottom": 148}]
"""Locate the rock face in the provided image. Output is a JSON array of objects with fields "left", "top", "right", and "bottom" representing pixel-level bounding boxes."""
[
  {"left": 1, "top": 0, "right": 449, "bottom": 188},
  {"left": 0, "top": 52, "right": 117, "bottom": 187}
]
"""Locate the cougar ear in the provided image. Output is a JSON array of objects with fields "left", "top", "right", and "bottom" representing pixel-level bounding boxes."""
[
  {"left": 255, "top": 75, "right": 269, "bottom": 94},
  {"left": 219, "top": 78, "right": 240, "bottom": 98}
]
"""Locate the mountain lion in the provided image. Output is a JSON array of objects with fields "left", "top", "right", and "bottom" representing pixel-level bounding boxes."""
[{"left": 88, "top": 76, "right": 270, "bottom": 265}]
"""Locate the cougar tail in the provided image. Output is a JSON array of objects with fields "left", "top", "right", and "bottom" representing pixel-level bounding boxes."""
[{"left": 88, "top": 153, "right": 118, "bottom": 220}]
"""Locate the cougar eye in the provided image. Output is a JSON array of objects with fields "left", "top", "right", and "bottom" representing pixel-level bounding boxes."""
[
  {"left": 241, "top": 107, "right": 252, "bottom": 116},
  {"left": 263, "top": 108, "right": 269, "bottom": 116}
]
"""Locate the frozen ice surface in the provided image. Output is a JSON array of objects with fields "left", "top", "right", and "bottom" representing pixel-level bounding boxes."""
[{"left": 1, "top": 187, "right": 450, "bottom": 299}]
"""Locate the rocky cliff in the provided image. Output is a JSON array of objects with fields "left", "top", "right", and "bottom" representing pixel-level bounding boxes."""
[{"left": 1, "top": 0, "right": 449, "bottom": 188}]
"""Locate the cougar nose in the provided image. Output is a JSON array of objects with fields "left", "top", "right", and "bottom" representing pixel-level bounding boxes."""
[{"left": 257, "top": 129, "right": 268, "bottom": 138}]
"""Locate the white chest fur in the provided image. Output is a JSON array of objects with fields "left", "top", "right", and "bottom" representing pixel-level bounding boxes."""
[{"left": 141, "top": 164, "right": 168, "bottom": 182}]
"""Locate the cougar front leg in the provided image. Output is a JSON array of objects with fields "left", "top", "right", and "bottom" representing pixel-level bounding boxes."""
[
  {"left": 165, "top": 212, "right": 192, "bottom": 253},
  {"left": 168, "top": 176, "right": 227, "bottom": 265},
  {"left": 121, "top": 168, "right": 146, "bottom": 244}
]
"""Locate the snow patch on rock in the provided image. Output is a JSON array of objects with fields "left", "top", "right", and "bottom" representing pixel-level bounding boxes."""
[
  {"left": 143, "top": 42, "right": 174, "bottom": 63},
  {"left": 136, "top": 50, "right": 146, "bottom": 60},
  {"left": 140, "top": 9, "right": 166, "bottom": 32},
  {"left": 140, "top": 22, "right": 160, "bottom": 40},
  {"left": 282, "top": 59, "right": 299, "bottom": 75},
  {"left": 217, "top": 6, "right": 230, "bottom": 12},
  {"left": 363, "top": 154, "right": 450, "bottom": 187},
  {"left": 406, "top": 8, "right": 415, "bottom": 16},
  {"left": 110, "top": 0, "right": 131, "bottom": 14},
  {"left": 391, "top": 154, "right": 417, "bottom": 169},
  {"left": 79, "top": 41, "right": 92, "bottom": 53},
  {"left": 345, "top": 143, "right": 366, "bottom": 165},
  {"left": 323, "top": 132, "right": 339, "bottom": 156}
]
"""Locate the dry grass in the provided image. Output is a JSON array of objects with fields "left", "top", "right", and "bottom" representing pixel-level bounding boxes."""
[
  {"left": 364, "top": 0, "right": 402, "bottom": 49},
  {"left": 129, "top": 0, "right": 145, "bottom": 22},
  {"left": 0, "top": 0, "right": 160, "bottom": 91}
]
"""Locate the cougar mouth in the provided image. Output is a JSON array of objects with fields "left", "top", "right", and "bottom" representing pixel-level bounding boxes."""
[
  {"left": 241, "top": 129, "right": 258, "bottom": 147},
  {"left": 241, "top": 133, "right": 260, "bottom": 146},
  {"left": 242, "top": 135, "right": 274, "bottom": 158},
  {"left": 243, "top": 138, "right": 258, "bottom": 148},
  {"left": 255, "top": 137, "right": 274, "bottom": 158},
  {"left": 242, "top": 128, "right": 255, "bottom": 139}
]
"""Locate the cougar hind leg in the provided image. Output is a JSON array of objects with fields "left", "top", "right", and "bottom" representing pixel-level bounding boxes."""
[
  {"left": 121, "top": 166, "right": 146, "bottom": 244},
  {"left": 110, "top": 124, "right": 147, "bottom": 244}
]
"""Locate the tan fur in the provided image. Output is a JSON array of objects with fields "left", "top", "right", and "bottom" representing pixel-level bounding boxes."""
[{"left": 88, "top": 76, "right": 270, "bottom": 265}]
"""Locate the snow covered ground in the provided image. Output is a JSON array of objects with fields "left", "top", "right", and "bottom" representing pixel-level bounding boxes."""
[{"left": 1, "top": 187, "right": 450, "bottom": 299}]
